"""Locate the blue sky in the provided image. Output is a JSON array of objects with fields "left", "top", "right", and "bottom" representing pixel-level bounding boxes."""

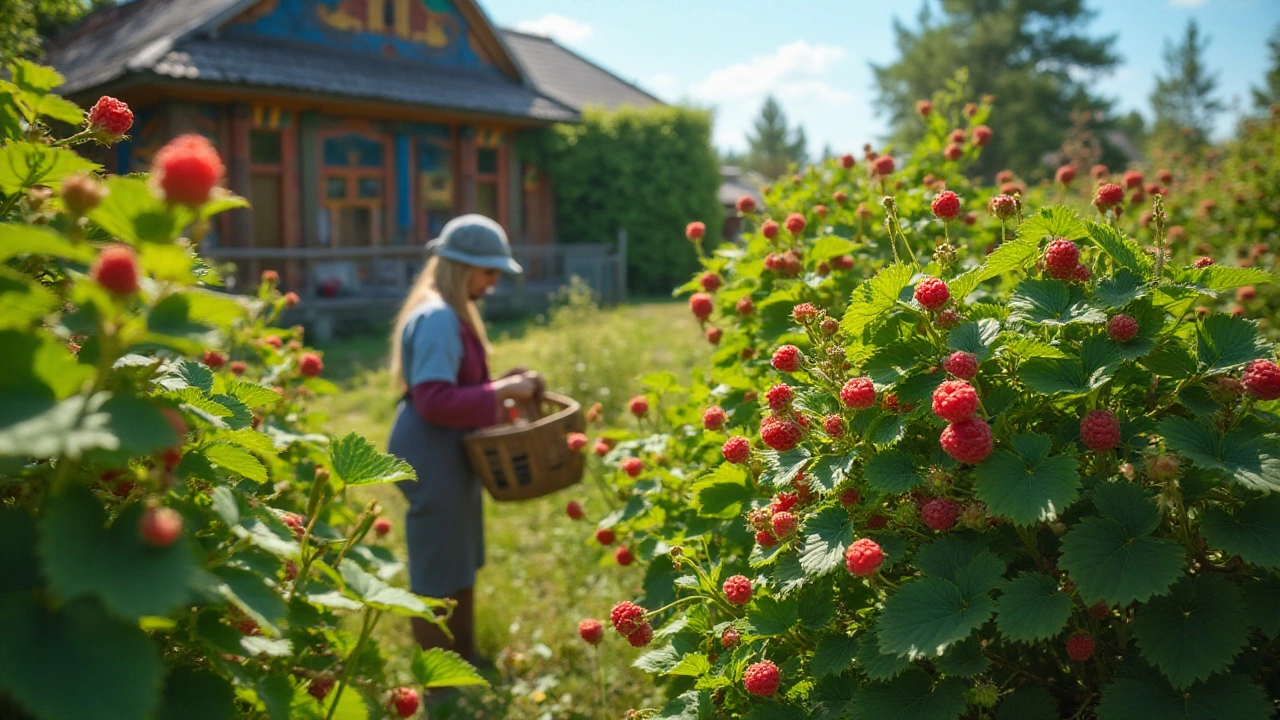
[{"left": 483, "top": 0, "right": 1279, "bottom": 155}]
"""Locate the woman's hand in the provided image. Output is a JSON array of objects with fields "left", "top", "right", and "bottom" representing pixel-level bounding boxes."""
[
  {"left": 522, "top": 370, "right": 546, "bottom": 398},
  {"left": 500, "top": 366, "right": 528, "bottom": 378},
  {"left": 493, "top": 374, "right": 538, "bottom": 402}
]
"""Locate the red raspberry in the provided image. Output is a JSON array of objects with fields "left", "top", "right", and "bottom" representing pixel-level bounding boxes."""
[
  {"left": 153, "top": 134, "right": 225, "bottom": 206},
  {"left": 1093, "top": 183, "right": 1124, "bottom": 212},
  {"left": 723, "top": 436, "right": 751, "bottom": 463},
  {"left": 771, "top": 511, "right": 798, "bottom": 538},
  {"left": 944, "top": 351, "right": 978, "bottom": 379},
  {"left": 867, "top": 513, "right": 889, "bottom": 530},
  {"left": 594, "top": 439, "right": 611, "bottom": 457},
  {"left": 1090, "top": 164, "right": 1109, "bottom": 179},
  {"left": 610, "top": 601, "right": 646, "bottom": 635},
  {"left": 596, "top": 528, "right": 616, "bottom": 546},
  {"left": 834, "top": 254, "right": 855, "bottom": 270},
  {"left": 940, "top": 417, "right": 994, "bottom": 464},
  {"left": 1087, "top": 601, "right": 1111, "bottom": 621},
  {"left": 784, "top": 212, "right": 806, "bottom": 236},
  {"left": 308, "top": 678, "right": 334, "bottom": 700},
  {"left": 139, "top": 506, "right": 183, "bottom": 547},
  {"left": 567, "top": 433, "right": 588, "bottom": 452},
  {"left": 840, "top": 377, "right": 876, "bottom": 409},
  {"left": 614, "top": 545, "right": 634, "bottom": 566},
  {"left": 373, "top": 517, "right": 392, "bottom": 536},
  {"left": 771, "top": 345, "right": 802, "bottom": 373},
  {"left": 792, "top": 302, "right": 820, "bottom": 324},
  {"left": 932, "top": 380, "right": 979, "bottom": 422},
  {"left": 299, "top": 352, "right": 323, "bottom": 377},
  {"left": 626, "top": 622, "right": 654, "bottom": 647},
  {"left": 263, "top": 335, "right": 283, "bottom": 350},
  {"left": 230, "top": 361, "right": 247, "bottom": 375},
  {"left": 1242, "top": 360, "right": 1280, "bottom": 400},
  {"left": 736, "top": 195, "right": 756, "bottom": 213},
  {"left": 1066, "top": 632, "right": 1095, "bottom": 662},
  {"left": 736, "top": 296, "right": 754, "bottom": 316},
  {"left": 951, "top": 129, "right": 966, "bottom": 144},
  {"left": 629, "top": 395, "right": 649, "bottom": 418},
  {"left": 566, "top": 500, "right": 585, "bottom": 520},
  {"left": 87, "top": 96, "right": 134, "bottom": 136},
  {"left": 914, "top": 277, "right": 950, "bottom": 310},
  {"left": 700, "top": 272, "right": 721, "bottom": 292},
  {"left": 755, "top": 530, "right": 778, "bottom": 547},
  {"left": 988, "top": 194, "right": 1016, "bottom": 220},
  {"left": 744, "top": 660, "right": 780, "bottom": 696},
  {"left": 1156, "top": 168, "right": 1173, "bottom": 184},
  {"left": 873, "top": 155, "right": 896, "bottom": 175},
  {"left": 760, "top": 416, "right": 802, "bottom": 452},
  {"left": 937, "top": 309, "right": 961, "bottom": 330},
  {"left": 844, "top": 538, "right": 885, "bottom": 576},
  {"left": 931, "top": 190, "right": 962, "bottom": 220},
  {"left": 390, "top": 687, "right": 419, "bottom": 718},
  {"left": 943, "top": 143, "right": 963, "bottom": 161},
  {"left": 1056, "top": 165, "right": 1077, "bottom": 186},
  {"left": 723, "top": 575, "right": 753, "bottom": 605},
  {"left": 722, "top": 627, "right": 741, "bottom": 648},
  {"left": 284, "top": 291, "right": 300, "bottom": 308},
  {"left": 578, "top": 618, "right": 604, "bottom": 644},
  {"left": 706, "top": 327, "right": 723, "bottom": 345},
  {"left": 1080, "top": 410, "right": 1122, "bottom": 451},
  {"left": 765, "top": 383, "right": 793, "bottom": 411},
  {"left": 835, "top": 153, "right": 853, "bottom": 169},
  {"left": 202, "top": 349, "right": 226, "bottom": 368},
  {"left": 921, "top": 498, "right": 960, "bottom": 531},
  {"left": 686, "top": 221, "right": 705, "bottom": 240},
  {"left": 622, "top": 458, "right": 643, "bottom": 477},
  {"left": 1107, "top": 314, "right": 1138, "bottom": 343},
  {"left": 814, "top": 204, "right": 828, "bottom": 218},
  {"left": 282, "top": 512, "right": 306, "bottom": 538},
  {"left": 764, "top": 254, "right": 783, "bottom": 271},
  {"left": 1123, "top": 170, "right": 1144, "bottom": 189},
  {"left": 761, "top": 219, "right": 779, "bottom": 240},
  {"left": 822, "top": 414, "right": 845, "bottom": 438},
  {"left": 703, "top": 406, "right": 727, "bottom": 431},
  {"left": 770, "top": 492, "right": 799, "bottom": 515},
  {"left": 1072, "top": 263, "right": 1092, "bottom": 283},
  {"left": 839, "top": 488, "right": 861, "bottom": 506},
  {"left": 1043, "top": 238, "right": 1080, "bottom": 279},
  {"left": 262, "top": 270, "right": 280, "bottom": 285},
  {"left": 689, "top": 292, "right": 714, "bottom": 321},
  {"left": 91, "top": 244, "right": 141, "bottom": 295},
  {"left": 834, "top": 190, "right": 848, "bottom": 204},
  {"left": 916, "top": 99, "right": 933, "bottom": 116},
  {"left": 972, "top": 125, "right": 992, "bottom": 146},
  {"left": 1238, "top": 286, "right": 1257, "bottom": 302},
  {"left": 1193, "top": 256, "right": 1214, "bottom": 268}
]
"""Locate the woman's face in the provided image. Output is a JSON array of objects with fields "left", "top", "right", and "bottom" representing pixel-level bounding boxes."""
[{"left": 466, "top": 266, "right": 501, "bottom": 300}]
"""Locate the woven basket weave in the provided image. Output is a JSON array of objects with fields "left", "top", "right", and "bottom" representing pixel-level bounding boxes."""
[{"left": 463, "top": 392, "right": 585, "bottom": 501}]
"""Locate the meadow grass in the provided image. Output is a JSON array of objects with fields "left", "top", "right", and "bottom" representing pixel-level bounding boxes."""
[{"left": 312, "top": 285, "right": 709, "bottom": 719}]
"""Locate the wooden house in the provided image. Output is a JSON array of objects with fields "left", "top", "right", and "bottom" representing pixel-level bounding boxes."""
[{"left": 48, "top": 0, "right": 662, "bottom": 333}]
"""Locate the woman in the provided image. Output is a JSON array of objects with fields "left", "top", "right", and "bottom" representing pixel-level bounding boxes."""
[{"left": 387, "top": 214, "right": 543, "bottom": 663}]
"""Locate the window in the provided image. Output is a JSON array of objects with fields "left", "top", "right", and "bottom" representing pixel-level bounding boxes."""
[
  {"left": 474, "top": 145, "right": 501, "bottom": 223},
  {"left": 321, "top": 132, "right": 387, "bottom": 247},
  {"left": 418, "top": 138, "right": 454, "bottom": 239},
  {"left": 248, "top": 129, "right": 285, "bottom": 281}
]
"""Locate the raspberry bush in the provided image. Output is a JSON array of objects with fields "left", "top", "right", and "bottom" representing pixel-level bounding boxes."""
[
  {"left": 573, "top": 86, "right": 1279, "bottom": 718},
  {"left": 0, "top": 63, "right": 486, "bottom": 720}
]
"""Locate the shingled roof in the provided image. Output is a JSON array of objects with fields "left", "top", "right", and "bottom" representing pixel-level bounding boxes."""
[{"left": 500, "top": 29, "right": 663, "bottom": 112}]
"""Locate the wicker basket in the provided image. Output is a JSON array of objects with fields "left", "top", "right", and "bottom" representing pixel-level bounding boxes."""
[{"left": 463, "top": 391, "right": 585, "bottom": 501}]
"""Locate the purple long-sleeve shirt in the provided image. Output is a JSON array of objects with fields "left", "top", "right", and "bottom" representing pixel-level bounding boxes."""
[{"left": 400, "top": 299, "right": 498, "bottom": 429}]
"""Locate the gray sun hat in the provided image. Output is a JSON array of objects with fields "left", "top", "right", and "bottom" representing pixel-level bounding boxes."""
[{"left": 425, "top": 214, "right": 523, "bottom": 274}]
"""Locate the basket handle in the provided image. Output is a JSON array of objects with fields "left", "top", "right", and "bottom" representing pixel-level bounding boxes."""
[{"left": 517, "top": 397, "right": 544, "bottom": 422}]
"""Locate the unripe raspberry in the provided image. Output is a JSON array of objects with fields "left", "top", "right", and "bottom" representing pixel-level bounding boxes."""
[
  {"left": 755, "top": 530, "right": 778, "bottom": 547},
  {"left": 1056, "top": 165, "right": 1076, "bottom": 186},
  {"left": 972, "top": 125, "right": 992, "bottom": 146},
  {"left": 610, "top": 600, "right": 646, "bottom": 635},
  {"left": 1193, "top": 256, "right": 1214, "bottom": 268},
  {"left": 723, "top": 575, "right": 753, "bottom": 605},
  {"left": 940, "top": 417, "right": 994, "bottom": 464},
  {"left": 299, "top": 352, "right": 323, "bottom": 377},
  {"left": 87, "top": 96, "right": 134, "bottom": 136},
  {"left": 988, "top": 194, "right": 1016, "bottom": 220},
  {"left": 836, "top": 536, "right": 887, "bottom": 580},
  {"left": 621, "top": 458, "right": 642, "bottom": 477},
  {"left": 578, "top": 618, "right": 604, "bottom": 644},
  {"left": 1107, "top": 314, "right": 1138, "bottom": 343},
  {"left": 833, "top": 190, "right": 848, "bottom": 205},
  {"left": 373, "top": 517, "right": 393, "bottom": 536},
  {"left": 281, "top": 511, "right": 306, "bottom": 538},
  {"left": 840, "top": 377, "right": 876, "bottom": 409},
  {"left": 567, "top": 432, "right": 589, "bottom": 452},
  {"left": 390, "top": 687, "right": 419, "bottom": 718},
  {"left": 932, "top": 380, "right": 979, "bottom": 422},
  {"left": 771, "top": 345, "right": 802, "bottom": 373},
  {"left": 703, "top": 406, "right": 727, "bottom": 431},
  {"left": 792, "top": 302, "right": 820, "bottom": 324},
  {"left": 822, "top": 414, "right": 845, "bottom": 438},
  {"left": 1242, "top": 360, "right": 1280, "bottom": 400},
  {"left": 689, "top": 292, "right": 713, "bottom": 320},
  {"left": 284, "top": 291, "right": 300, "bottom": 308},
  {"left": 943, "top": 143, "right": 963, "bottom": 161},
  {"left": 721, "top": 627, "right": 741, "bottom": 648},
  {"left": 921, "top": 498, "right": 960, "bottom": 531},
  {"left": 735, "top": 296, "right": 754, "bottom": 316},
  {"left": 1043, "top": 238, "right": 1080, "bottom": 279},
  {"left": 686, "top": 221, "right": 705, "bottom": 240},
  {"left": 1147, "top": 454, "right": 1180, "bottom": 481},
  {"left": 596, "top": 528, "right": 616, "bottom": 546},
  {"left": 743, "top": 660, "right": 780, "bottom": 696},
  {"left": 202, "top": 349, "right": 226, "bottom": 368},
  {"left": 566, "top": 500, "right": 586, "bottom": 520},
  {"left": 816, "top": 321, "right": 839, "bottom": 341},
  {"left": 723, "top": 436, "right": 751, "bottom": 463},
  {"left": 1093, "top": 183, "right": 1124, "bottom": 212},
  {"left": 736, "top": 195, "right": 756, "bottom": 213},
  {"left": 1066, "top": 632, "right": 1095, "bottom": 662},
  {"left": 761, "top": 219, "right": 779, "bottom": 240},
  {"left": 139, "top": 506, "right": 183, "bottom": 547},
  {"left": 770, "top": 511, "right": 798, "bottom": 539},
  {"left": 594, "top": 439, "right": 611, "bottom": 457},
  {"left": 944, "top": 351, "right": 978, "bottom": 380},
  {"left": 628, "top": 395, "right": 649, "bottom": 418},
  {"left": 914, "top": 277, "right": 950, "bottom": 310},
  {"left": 760, "top": 415, "right": 802, "bottom": 452},
  {"left": 261, "top": 270, "right": 280, "bottom": 285},
  {"left": 814, "top": 204, "right": 828, "bottom": 218},
  {"left": 308, "top": 677, "right": 335, "bottom": 700},
  {"left": 60, "top": 173, "right": 108, "bottom": 217},
  {"left": 1080, "top": 410, "right": 1122, "bottom": 451},
  {"left": 153, "top": 134, "right": 225, "bottom": 206},
  {"left": 931, "top": 190, "right": 961, "bottom": 220},
  {"left": 91, "top": 244, "right": 141, "bottom": 295},
  {"left": 614, "top": 545, "right": 634, "bottom": 566}
]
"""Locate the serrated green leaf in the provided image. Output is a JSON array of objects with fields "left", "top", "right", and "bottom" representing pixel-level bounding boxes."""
[
  {"left": 667, "top": 652, "right": 712, "bottom": 677},
  {"left": 1095, "top": 268, "right": 1150, "bottom": 308},
  {"left": 948, "top": 231, "right": 1043, "bottom": 302},
  {"left": 89, "top": 176, "right": 191, "bottom": 245},
  {"left": 1160, "top": 416, "right": 1280, "bottom": 492},
  {"left": 973, "top": 433, "right": 1080, "bottom": 525},
  {"left": 213, "top": 566, "right": 286, "bottom": 636},
  {"left": 946, "top": 319, "right": 1001, "bottom": 361},
  {"left": 0, "top": 222, "right": 96, "bottom": 263},
  {"left": 1059, "top": 517, "right": 1184, "bottom": 606},
  {"left": 933, "top": 635, "right": 989, "bottom": 677},
  {"left": 1142, "top": 341, "right": 1198, "bottom": 377},
  {"left": 1200, "top": 494, "right": 1280, "bottom": 569},
  {"left": 157, "top": 667, "right": 236, "bottom": 720},
  {"left": 759, "top": 448, "right": 809, "bottom": 489},
  {"left": 1177, "top": 265, "right": 1274, "bottom": 293},
  {"left": 1096, "top": 673, "right": 1272, "bottom": 720},
  {"left": 1132, "top": 574, "right": 1249, "bottom": 688},
  {"left": 222, "top": 380, "right": 283, "bottom": 408},
  {"left": 811, "top": 236, "right": 858, "bottom": 262},
  {"left": 634, "top": 643, "right": 682, "bottom": 673},
  {"left": 337, "top": 561, "right": 437, "bottom": 618},
  {"left": 995, "top": 687, "right": 1058, "bottom": 720},
  {"left": 232, "top": 518, "right": 298, "bottom": 559},
  {"left": 995, "top": 572, "right": 1071, "bottom": 642},
  {"left": 410, "top": 647, "right": 488, "bottom": 688},
  {"left": 799, "top": 507, "right": 856, "bottom": 578},
  {"left": 1090, "top": 482, "right": 1161, "bottom": 535},
  {"left": 0, "top": 392, "right": 176, "bottom": 459},
  {"left": 842, "top": 263, "right": 912, "bottom": 337},
  {"left": 0, "top": 266, "right": 59, "bottom": 329},
  {"left": 204, "top": 443, "right": 268, "bottom": 483},
  {"left": 852, "top": 671, "right": 967, "bottom": 720},
  {"left": 651, "top": 690, "right": 709, "bottom": 720},
  {"left": 220, "top": 428, "right": 278, "bottom": 458},
  {"left": 865, "top": 338, "right": 932, "bottom": 385},
  {"left": 866, "top": 413, "right": 905, "bottom": 446},
  {"left": 165, "top": 359, "right": 214, "bottom": 393},
  {"left": 1241, "top": 578, "right": 1280, "bottom": 639},
  {"left": 1195, "top": 314, "right": 1269, "bottom": 373},
  {"left": 0, "top": 141, "right": 100, "bottom": 194},
  {"left": 811, "top": 634, "right": 859, "bottom": 678},
  {"left": 1087, "top": 221, "right": 1152, "bottom": 274},
  {"left": 745, "top": 595, "right": 799, "bottom": 636},
  {"left": 330, "top": 432, "right": 415, "bottom": 486},
  {"left": 876, "top": 576, "right": 994, "bottom": 659},
  {"left": 807, "top": 452, "right": 853, "bottom": 492},
  {"left": 854, "top": 633, "right": 909, "bottom": 681},
  {"left": 1009, "top": 279, "right": 1106, "bottom": 326}
]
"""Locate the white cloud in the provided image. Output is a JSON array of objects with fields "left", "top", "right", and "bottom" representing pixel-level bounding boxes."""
[
  {"left": 646, "top": 73, "right": 679, "bottom": 101},
  {"left": 1168, "top": 0, "right": 1207, "bottom": 6},
  {"left": 691, "top": 41, "right": 850, "bottom": 103},
  {"left": 514, "top": 14, "right": 593, "bottom": 44}
]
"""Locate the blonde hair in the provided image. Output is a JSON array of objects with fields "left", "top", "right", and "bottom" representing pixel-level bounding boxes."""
[{"left": 389, "top": 255, "right": 490, "bottom": 391}]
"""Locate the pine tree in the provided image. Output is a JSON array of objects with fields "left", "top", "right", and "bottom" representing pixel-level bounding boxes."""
[
  {"left": 1252, "top": 24, "right": 1280, "bottom": 111},
  {"left": 1150, "top": 20, "right": 1222, "bottom": 152},
  {"left": 743, "top": 96, "right": 807, "bottom": 180}
]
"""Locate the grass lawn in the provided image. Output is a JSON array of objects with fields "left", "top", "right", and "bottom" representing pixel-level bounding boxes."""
[{"left": 312, "top": 287, "right": 709, "bottom": 719}]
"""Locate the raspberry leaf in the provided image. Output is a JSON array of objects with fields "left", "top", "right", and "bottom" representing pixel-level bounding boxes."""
[
  {"left": 948, "top": 229, "right": 1043, "bottom": 301},
  {"left": 1160, "top": 417, "right": 1280, "bottom": 493},
  {"left": 1019, "top": 337, "right": 1122, "bottom": 396},
  {"left": 933, "top": 635, "right": 990, "bottom": 677},
  {"left": 157, "top": 667, "right": 236, "bottom": 720},
  {"left": 1175, "top": 265, "right": 1274, "bottom": 294},
  {"left": 946, "top": 319, "right": 1001, "bottom": 361},
  {"left": 330, "top": 431, "right": 415, "bottom": 486},
  {"left": 691, "top": 463, "right": 752, "bottom": 518},
  {"left": 203, "top": 443, "right": 268, "bottom": 483},
  {"left": 410, "top": 647, "right": 489, "bottom": 688},
  {"left": 1194, "top": 313, "right": 1270, "bottom": 373},
  {"left": 866, "top": 413, "right": 905, "bottom": 446},
  {"left": 1019, "top": 206, "right": 1090, "bottom": 246},
  {"left": 745, "top": 595, "right": 800, "bottom": 637},
  {"left": 851, "top": 670, "right": 967, "bottom": 720},
  {"left": 212, "top": 565, "right": 287, "bottom": 636},
  {"left": 854, "top": 633, "right": 910, "bottom": 681},
  {"left": 0, "top": 141, "right": 99, "bottom": 195},
  {"left": 799, "top": 506, "right": 857, "bottom": 577},
  {"left": 810, "top": 236, "right": 858, "bottom": 262},
  {"left": 1200, "top": 494, "right": 1280, "bottom": 569},
  {"left": 666, "top": 652, "right": 711, "bottom": 678},
  {"left": 865, "top": 338, "right": 932, "bottom": 385},
  {"left": 1009, "top": 279, "right": 1106, "bottom": 326},
  {"left": 1086, "top": 221, "right": 1153, "bottom": 275},
  {"left": 806, "top": 452, "right": 853, "bottom": 491},
  {"left": 758, "top": 448, "right": 810, "bottom": 489},
  {"left": 841, "top": 263, "right": 913, "bottom": 338},
  {"left": 875, "top": 576, "right": 995, "bottom": 659},
  {"left": 334, "top": 560, "right": 441, "bottom": 618},
  {"left": 1090, "top": 481, "right": 1161, "bottom": 536},
  {"left": 0, "top": 392, "right": 175, "bottom": 459},
  {"left": 1241, "top": 578, "right": 1280, "bottom": 639},
  {"left": 1096, "top": 673, "right": 1272, "bottom": 720},
  {"left": 994, "top": 572, "right": 1071, "bottom": 642},
  {"left": 652, "top": 690, "right": 710, "bottom": 720},
  {"left": 811, "top": 633, "right": 860, "bottom": 678},
  {"left": 1058, "top": 517, "right": 1184, "bottom": 606},
  {"left": 1131, "top": 574, "right": 1250, "bottom": 688},
  {"left": 994, "top": 686, "right": 1058, "bottom": 720},
  {"left": 973, "top": 432, "right": 1081, "bottom": 525},
  {"left": 0, "top": 223, "right": 96, "bottom": 263},
  {"left": 1094, "top": 268, "right": 1150, "bottom": 309}
]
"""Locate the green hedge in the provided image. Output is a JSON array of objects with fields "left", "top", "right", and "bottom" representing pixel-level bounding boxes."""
[{"left": 519, "top": 105, "right": 723, "bottom": 296}]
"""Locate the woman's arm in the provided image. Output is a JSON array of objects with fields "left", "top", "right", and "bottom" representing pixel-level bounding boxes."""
[{"left": 409, "top": 373, "right": 541, "bottom": 429}]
